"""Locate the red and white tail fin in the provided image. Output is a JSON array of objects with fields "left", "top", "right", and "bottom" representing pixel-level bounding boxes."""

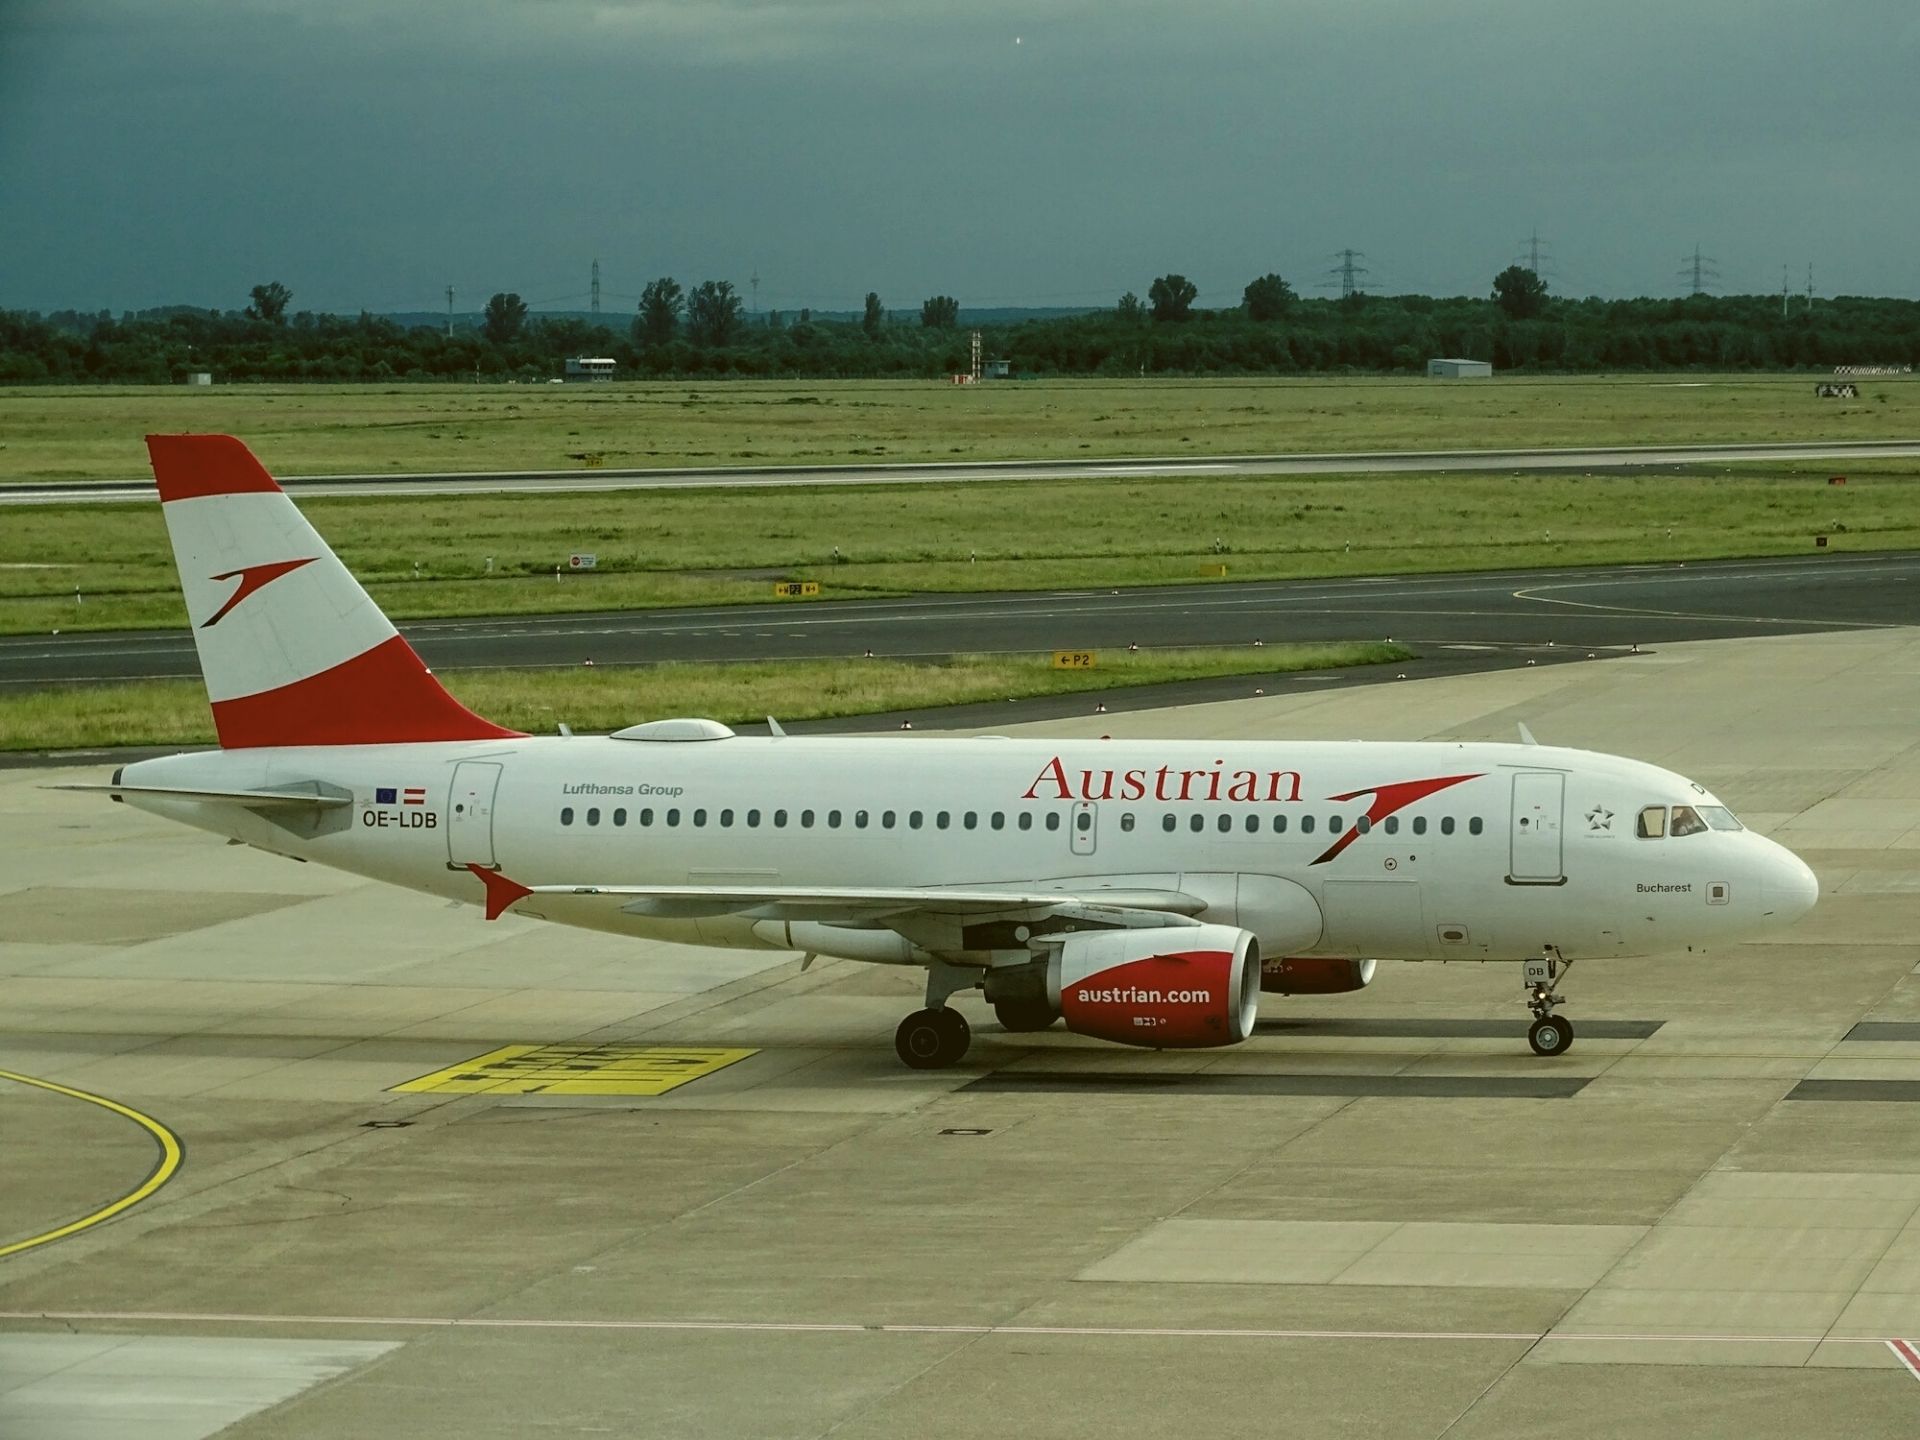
[{"left": 148, "top": 434, "right": 521, "bottom": 749}]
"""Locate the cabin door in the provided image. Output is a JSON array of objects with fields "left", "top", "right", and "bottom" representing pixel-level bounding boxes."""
[
  {"left": 1509, "top": 772, "right": 1565, "bottom": 883},
  {"left": 1070, "top": 801, "right": 1098, "bottom": 856},
  {"left": 447, "top": 761, "right": 504, "bottom": 870}
]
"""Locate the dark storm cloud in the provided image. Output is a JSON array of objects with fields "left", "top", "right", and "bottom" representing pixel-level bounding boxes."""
[{"left": 3, "top": 0, "right": 1917, "bottom": 312}]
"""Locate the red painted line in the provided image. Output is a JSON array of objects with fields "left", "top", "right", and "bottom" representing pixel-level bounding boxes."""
[
  {"left": 0, "top": 1309, "right": 1904, "bottom": 1348},
  {"left": 1890, "top": 1339, "right": 1920, "bottom": 1381}
]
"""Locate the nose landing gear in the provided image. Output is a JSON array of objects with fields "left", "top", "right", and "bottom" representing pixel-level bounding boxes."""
[{"left": 1525, "top": 948, "right": 1575, "bottom": 1056}]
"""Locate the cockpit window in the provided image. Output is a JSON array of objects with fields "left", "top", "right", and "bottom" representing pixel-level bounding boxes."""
[
  {"left": 1698, "top": 805, "right": 1743, "bottom": 832},
  {"left": 1636, "top": 805, "right": 1666, "bottom": 839},
  {"left": 1669, "top": 805, "right": 1708, "bottom": 838}
]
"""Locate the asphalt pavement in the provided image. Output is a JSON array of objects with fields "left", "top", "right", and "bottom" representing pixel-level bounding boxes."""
[
  {"left": 6, "top": 438, "right": 1919, "bottom": 504},
  {"left": 7, "top": 551, "right": 1918, "bottom": 693}
]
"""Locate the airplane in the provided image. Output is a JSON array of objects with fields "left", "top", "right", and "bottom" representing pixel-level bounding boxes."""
[{"left": 62, "top": 434, "right": 1820, "bottom": 1070}]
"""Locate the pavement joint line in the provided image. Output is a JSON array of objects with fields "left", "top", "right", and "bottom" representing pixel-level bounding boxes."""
[
  {"left": 0, "top": 1310, "right": 1910, "bottom": 1348},
  {"left": 0, "top": 1069, "right": 183, "bottom": 1259}
]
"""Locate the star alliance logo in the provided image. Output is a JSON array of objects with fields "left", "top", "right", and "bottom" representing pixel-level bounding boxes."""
[{"left": 1586, "top": 805, "right": 1614, "bottom": 832}]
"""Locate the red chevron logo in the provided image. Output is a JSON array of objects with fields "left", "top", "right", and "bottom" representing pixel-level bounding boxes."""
[
  {"left": 201, "top": 557, "right": 316, "bottom": 628},
  {"left": 1309, "top": 772, "right": 1484, "bottom": 865}
]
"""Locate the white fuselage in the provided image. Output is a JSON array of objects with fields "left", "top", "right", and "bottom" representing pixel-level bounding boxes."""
[{"left": 118, "top": 733, "right": 1818, "bottom": 965}]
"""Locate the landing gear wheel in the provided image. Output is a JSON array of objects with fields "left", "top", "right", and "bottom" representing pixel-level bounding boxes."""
[
  {"left": 895, "top": 1007, "right": 971, "bottom": 1070},
  {"left": 1528, "top": 1015, "right": 1574, "bottom": 1056},
  {"left": 993, "top": 997, "right": 1059, "bottom": 1033}
]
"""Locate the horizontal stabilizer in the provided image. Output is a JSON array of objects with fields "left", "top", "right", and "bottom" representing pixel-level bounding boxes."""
[{"left": 50, "top": 782, "right": 352, "bottom": 810}]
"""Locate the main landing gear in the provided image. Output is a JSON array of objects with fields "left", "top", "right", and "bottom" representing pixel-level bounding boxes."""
[
  {"left": 1525, "top": 948, "right": 1575, "bottom": 1056},
  {"left": 894, "top": 960, "right": 977, "bottom": 1071}
]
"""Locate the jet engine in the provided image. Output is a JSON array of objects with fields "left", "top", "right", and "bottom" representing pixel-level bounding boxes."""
[
  {"left": 1046, "top": 924, "right": 1261, "bottom": 1048},
  {"left": 1260, "top": 955, "right": 1377, "bottom": 995}
]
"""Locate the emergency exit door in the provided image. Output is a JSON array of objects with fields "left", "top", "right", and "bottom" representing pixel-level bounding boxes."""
[{"left": 1509, "top": 771, "right": 1564, "bottom": 883}]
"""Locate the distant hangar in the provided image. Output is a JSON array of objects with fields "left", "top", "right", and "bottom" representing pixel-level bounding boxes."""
[{"left": 1427, "top": 357, "right": 1492, "bottom": 378}]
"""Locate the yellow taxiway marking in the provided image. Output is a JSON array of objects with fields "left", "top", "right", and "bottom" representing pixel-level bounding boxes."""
[
  {"left": 390, "top": 1043, "right": 757, "bottom": 1096},
  {"left": 0, "top": 1069, "right": 184, "bottom": 1260}
]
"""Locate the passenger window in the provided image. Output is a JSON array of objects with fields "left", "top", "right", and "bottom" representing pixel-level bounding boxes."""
[
  {"left": 1637, "top": 806, "right": 1666, "bottom": 839},
  {"left": 882, "top": 810, "right": 895, "bottom": 829},
  {"left": 1412, "top": 816, "right": 1426, "bottom": 835},
  {"left": 1469, "top": 817, "right": 1483, "bottom": 835},
  {"left": 1217, "top": 814, "right": 1232, "bottom": 833},
  {"left": 640, "top": 808, "right": 653, "bottom": 826},
  {"left": 1245, "top": 815, "right": 1259, "bottom": 833},
  {"left": 936, "top": 811, "right": 950, "bottom": 830},
  {"left": 800, "top": 809, "right": 814, "bottom": 829},
  {"left": 1019, "top": 814, "right": 1033, "bottom": 831},
  {"left": 1121, "top": 813, "right": 1136, "bottom": 832},
  {"left": 746, "top": 809, "right": 760, "bottom": 828},
  {"left": 827, "top": 810, "right": 842, "bottom": 828},
  {"left": 1301, "top": 815, "right": 1316, "bottom": 835},
  {"left": 692, "top": 808, "right": 706, "bottom": 827},
  {"left": 1046, "top": 813, "right": 1062, "bottom": 831},
  {"left": 1189, "top": 814, "right": 1205, "bottom": 832},
  {"left": 909, "top": 811, "right": 923, "bottom": 829},
  {"left": 1669, "top": 805, "right": 1707, "bottom": 838},
  {"left": 965, "top": 812, "right": 979, "bottom": 830},
  {"left": 1357, "top": 816, "right": 1372, "bottom": 834},
  {"left": 773, "top": 809, "right": 787, "bottom": 827},
  {"left": 587, "top": 807, "right": 600, "bottom": 826},
  {"left": 667, "top": 808, "right": 681, "bottom": 827},
  {"left": 1075, "top": 812, "right": 1091, "bottom": 832},
  {"left": 720, "top": 809, "right": 734, "bottom": 828},
  {"left": 1383, "top": 816, "right": 1397, "bottom": 834},
  {"left": 614, "top": 808, "right": 627, "bottom": 826},
  {"left": 561, "top": 806, "right": 574, "bottom": 826},
  {"left": 1440, "top": 817, "right": 1455, "bottom": 835},
  {"left": 991, "top": 813, "right": 1005, "bottom": 831},
  {"left": 854, "top": 810, "right": 868, "bottom": 829},
  {"left": 1272, "top": 814, "right": 1287, "bottom": 834},
  {"left": 1162, "top": 814, "right": 1177, "bottom": 833}
]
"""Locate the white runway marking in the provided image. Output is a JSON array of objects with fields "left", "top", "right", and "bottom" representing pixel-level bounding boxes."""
[{"left": 0, "top": 1309, "right": 1905, "bottom": 1351}]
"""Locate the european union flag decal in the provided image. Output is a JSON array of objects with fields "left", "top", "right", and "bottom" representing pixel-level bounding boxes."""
[{"left": 375, "top": 787, "right": 397, "bottom": 804}]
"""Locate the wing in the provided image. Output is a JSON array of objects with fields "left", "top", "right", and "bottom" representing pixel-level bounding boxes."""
[{"left": 466, "top": 869, "right": 1208, "bottom": 948}]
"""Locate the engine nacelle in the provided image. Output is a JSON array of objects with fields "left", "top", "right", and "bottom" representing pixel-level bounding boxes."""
[
  {"left": 1046, "top": 924, "right": 1261, "bottom": 1049},
  {"left": 1260, "top": 955, "right": 1377, "bottom": 995}
]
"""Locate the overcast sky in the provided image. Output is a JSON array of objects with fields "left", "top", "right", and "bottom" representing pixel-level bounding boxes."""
[{"left": 4, "top": 0, "right": 1917, "bottom": 315}]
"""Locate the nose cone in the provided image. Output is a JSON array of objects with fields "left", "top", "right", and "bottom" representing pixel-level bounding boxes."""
[{"left": 1762, "top": 845, "right": 1819, "bottom": 926}]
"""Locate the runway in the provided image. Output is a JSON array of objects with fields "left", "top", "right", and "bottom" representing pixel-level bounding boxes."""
[
  {"left": 6, "top": 627, "right": 1920, "bottom": 1438},
  {"left": 5, "top": 437, "right": 1919, "bottom": 504},
  {"left": 8, "top": 550, "right": 1920, "bottom": 691}
]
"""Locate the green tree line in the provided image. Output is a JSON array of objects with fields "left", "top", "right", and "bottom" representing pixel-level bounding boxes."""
[{"left": 3, "top": 272, "right": 1917, "bottom": 383}]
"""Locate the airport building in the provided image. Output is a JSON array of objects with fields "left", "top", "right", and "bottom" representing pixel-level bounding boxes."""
[
  {"left": 1426, "top": 357, "right": 1492, "bottom": 378},
  {"left": 563, "top": 356, "right": 616, "bottom": 381}
]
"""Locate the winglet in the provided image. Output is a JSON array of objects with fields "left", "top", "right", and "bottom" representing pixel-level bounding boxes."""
[
  {"left": 767, "top": 716, "right": 787, "bottom": 737},
  {"left": 468, "top": 863, "right": 533, "bottom": 921}
]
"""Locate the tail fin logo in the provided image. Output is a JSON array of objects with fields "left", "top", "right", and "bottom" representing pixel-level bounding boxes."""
[{"left": 201, "top": 557, "right": 317, "bottom": 628}]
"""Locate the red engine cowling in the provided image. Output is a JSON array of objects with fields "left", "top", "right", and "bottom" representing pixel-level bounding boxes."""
[
  {"left": 1260, "top": 956, "right": 1377, "bottom": 995},
  {"left": 1046, "top": 924, "right": 1261, "bottom": 1048}
]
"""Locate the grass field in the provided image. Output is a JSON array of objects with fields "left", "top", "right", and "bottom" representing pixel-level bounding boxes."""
[
  {"left": 0, "top": 643, "right": 1406, "bottom": 750},
  {"left": 2, "top": 374, "right": 1916, "bottom": 481},
  {"left": 3, "top": 460, "right": 1913, "bottom": 635}
]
